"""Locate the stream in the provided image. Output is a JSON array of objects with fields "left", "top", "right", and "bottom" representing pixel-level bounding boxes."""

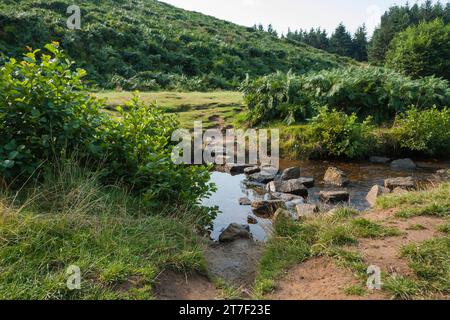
[{"left": 202, "top": 158, "right": 449, "bottom": 242}]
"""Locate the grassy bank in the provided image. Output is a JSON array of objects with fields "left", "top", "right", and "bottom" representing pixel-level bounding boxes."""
[
  {"left": 255, "top": 183, "right": 450, "bottom": 300},
  {"left": 0, "top": 163, "right": 208, "bottom": 300},
  {"left": 95, "top": 91, "right": 244, "bottom": 129}
]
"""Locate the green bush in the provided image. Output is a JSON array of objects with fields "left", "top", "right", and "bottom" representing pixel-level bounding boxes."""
[
  {"left": 0, "top": 42, "right": 105, "bottom": 179},
  {"left": 391, "top": 107, "right": 450, "bottom": 156},
  {"left": 0, "top": 43, "right": 214, "bottom": 205},
  {"left": 240, "top": 71, "right": 309, "bottom": 125},
  {"left": 386, "top": 19, "right": 450, "bottom": 80},
  {"left": 242, "top": 67, "right": 450, "bottom": 125},
  {"left": 297, "top": 107, "right": 375, "bottom": 159}
]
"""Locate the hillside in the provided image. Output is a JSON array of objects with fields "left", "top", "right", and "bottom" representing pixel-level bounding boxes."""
[{"left": 0, "top": 0, "right": 351, "bottom": 90}]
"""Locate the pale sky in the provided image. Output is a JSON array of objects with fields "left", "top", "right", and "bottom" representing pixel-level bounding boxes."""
[{"left": 162, "top": 0, "right": 432, "bottom": 36}]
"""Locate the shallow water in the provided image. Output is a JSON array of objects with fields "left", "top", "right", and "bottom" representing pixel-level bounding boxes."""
[{"left": 203, "top": 159, "right": 449, "bottom": 242}]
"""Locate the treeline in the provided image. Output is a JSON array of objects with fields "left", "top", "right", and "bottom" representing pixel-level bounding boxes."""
[
  {"left": 369, "top": 0, "right": 450, "bottom": 64},
  {"left": 284, "top": 24, "right": 368, "bottom": 62}
]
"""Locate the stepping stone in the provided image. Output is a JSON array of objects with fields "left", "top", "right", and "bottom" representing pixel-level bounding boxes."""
[
  {"left": 324, "top": 167, "right": 349, "bottom": 187},
  {"left": 384, "top": 177, "right": 415, "bottom": 191},
  {"left": 390, "top": 158, "right": 416, "bottom": 171},
  {"left": 319, "top": 191, "right": 350, "bottom": 204},
  {"left": 239, "top": 197, "right": 252, "bottom": 206},
  {"left": 266, "top": 179, "right": 308, "bottom": 197},
  {"left": 219, "top": 224, "right": 251, "bottom": 243},
  {"left": 280, "top": 167, "right": 300, "bottom": 180},
  {"left": 251, "top": 200, "right": 285, "bottom": 217}
]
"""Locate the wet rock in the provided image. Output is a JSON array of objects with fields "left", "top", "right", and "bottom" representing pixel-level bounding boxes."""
[
  {"left": 266, "top": 179, "right": 308, "bottom": 197},
  {"left": 297, "top": 177, "right": 315, "bottom": 188},
  {"left": 366, "top": 185, "right": 391, "bottom": 207},
  {"left": 244, "top": 166, "right": 260, "bottom": 175},
  {"left": 251, "top": 200, "right": 285, "bottom": 217},
  {"left": 370, "top": 156, "right": 391, "bottom": 164},
  {"left": 296, "top": 204, "right": 320, "bottom": 218},
  {"left": 319, "top": 191, "right": 350, "bottom": 204},
  {"left": 392, "top": 187, "right": 409, "bottom": 194},
  {"left": 390, "top": 158, "right": 417, "bottom": 171},
  {"left": 324, "top": 167, "right": 349, "bottom": 187},
  {"left": 247, "top": 215, "right": 258, "bottom": 224},
  {"left": 248, "top": 172, "right": 278, "bottom": 184},
  {"left": 434, "top": 169, "right": 450, "bottom": 181},
  {"left": 242, "top": 180, "right": 266, "bottom": 190},
  {"left": 273, "top": 208, "right": 294, "bottom": 223},
  {"left": 239, "top": 197, "right": 252, "bottom": 206},
  {"left": 271, "top": 192, "right": 304, "bottom": 202},
  {"left": 281, "top": 167, "right": 300, "bottom": 180},
  {"left": 384, "top": 177, "right": 415, "bottom": 191},
  {"left": 285, "top": 198, "right": 306, "bottom": 211},
  {"left": 219, "top": 223, "right": 251, "bottom": 242},
  {"left": 224, "top": 163, "right": 253, "bottom": 175}
]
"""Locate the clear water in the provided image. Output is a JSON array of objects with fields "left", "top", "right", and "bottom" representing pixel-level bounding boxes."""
[{"left": 203, "top": 159, "right": 449, "bottom": 242}]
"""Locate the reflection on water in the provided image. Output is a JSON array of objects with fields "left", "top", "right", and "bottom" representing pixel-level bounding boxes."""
[{"left": 203, "top": 159, "right": 449, "bottom": 242}]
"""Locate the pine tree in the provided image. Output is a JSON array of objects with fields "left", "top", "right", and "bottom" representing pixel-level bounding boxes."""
[
  {"left": 329, "top": 23, "right": 353, "bottom": 57},
  {"left": 352, "top": 24, "right": 368, "bottom": 61}
]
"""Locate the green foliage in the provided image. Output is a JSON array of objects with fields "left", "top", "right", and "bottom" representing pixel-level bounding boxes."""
[
  {"left": 242, "top": 67, "right": 450, "bottom": 125},
  {"left": 386, "top": 19, "right": 450, "bottom": 80},
  {"left": 369, "top": 1, "right": 450, "bottom": 64},
  {"left": 0, "top": 43, "right": 214, "bottom": 206},
  {"left": 0, "top": 42, "right": 105, "bottom": 179},
  {"left": 391, "top": 107, "right": 450, "bottom": 156},
  {"left": 300, "top": 107, "right": 374, "bottom": 159},
  {"left": 0, "top": 0, "right": 349, "bottom": 91}
]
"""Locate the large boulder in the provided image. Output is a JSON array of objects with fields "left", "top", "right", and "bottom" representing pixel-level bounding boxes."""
[
  {"left": 224, "top": 163, "right": 253, "bottom": 175},
  {"left": 247, "top": 172, "right": 278, "bottom": 184},
  {"left": 295, "top": 204, "right": 319, "bottom": 218},
  {"left": 324, "top": 167, "right": 349, "bottom": 187},
  {"left": 369, "top": 156, "right": 391, "bottom": 164},
  {"left": 366, "top": 185, "right": 391, "bottom": 207},
  {"left": 297, "top": 177, "right": 315, "bottom": 188},
  {"left": 384, "top": 177, "right": 415, "bottom": 191},
  {"left": 251, "top": 200, "right": 285, "bottom": 217},
  {"left": 281, "top": 167, "right": 301, "bottom": 180},
  {"left": 266, "top": 179, "right": 308, "bottom": 197},
  {"left": 219, "top": 223, "right": 252, "bottom": 242},
  {"left": 390, "top": 158, "right": 417, "bottom": 171},
  {"left": 319, "top": 191, "right": 350, "bottom": 204},
  {"left": 244, "top": 166, "right": 261, "bottom": 175}
]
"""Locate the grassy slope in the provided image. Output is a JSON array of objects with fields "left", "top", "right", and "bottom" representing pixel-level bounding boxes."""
[
  {"left": 0, "top": 163, "right": 207, "bottom": 299},
  {"left": 255, "top": 183, "right": 450, "bottom": 300},
  {"left": 95, "top": 91, "right": 244, "bottom": 129},
  {"left": 0, "top": 0, "right": 351, "bottom": 89}
]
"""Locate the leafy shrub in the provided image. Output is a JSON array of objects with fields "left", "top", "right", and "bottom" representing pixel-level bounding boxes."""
[
  {"left": 283, "top": 107, "right": 375, "bottom": 159},
  {"left": 240, "top": 71, "right": 309, "bottom": 125},
  {"left": 385, "top": 19, "right": 450, "bottom": 80},
  {"left": 390, "top": 107, "right": 450, "bottom": 156},
  {"left": 0, "top": 42, "right": 105, "bottom": 179},
  {"left": 0, "top": 43, "right": 214, "bottom": 206},
  {"left": 242, "top": 67, "right": 450, "bottom": 124}
]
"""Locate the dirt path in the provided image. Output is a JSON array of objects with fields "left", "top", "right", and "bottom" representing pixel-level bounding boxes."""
[{"left": 268, "top": 210, "right": 447, "bottom": 300}]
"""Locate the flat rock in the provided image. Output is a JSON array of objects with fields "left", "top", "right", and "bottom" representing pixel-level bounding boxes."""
[
  {"left": 384, "top": 177, "right": 415, "bottom": 190},
  {"left": 239, "top": 197, "right": 252, "bottom": 206},
  {"left": 324, "top": 167, "right": 349, "bottom": 187},
  {"left": 390, "top": 158, "right": 417, "bottom": 171},
  {"left": 296, "top": 204, "right": 320, "bottom": 218},
  {"left": 251, "top": 200, "right": 285, "bottom": 217},
  {"left": 242, "top": 180, "right": 266, "bottom": 190},
  {"left": 366, "top": 185, "right": 391, "bottom": 207},
  {"left": 248, "top": 172, "right": 278, "bottom": 184},
  {"left": 266, "top": 179, "right": 308, "bottom": 197},
  {"left": 224, "top": 163, "right": 253, "bottom": 175},
  {"left": 319, "top": 191, "right": 350, "bottom": 204},
  {"left": 219, "top": 223, "right": 251, "bottom": 243},
  {"left": 244, "top": 166, "right": 261, "bottom": 175},
  {"left": 281, "top": 167, "right": 301, "bottom": 180},
  {"left": 297, "top": 177, "right": 315, "bottom": 188},
  {"left": 369, "top": 156, "right": 392, "bottom": 164},
  {"left": 271, "top": 192, "right": 304, "bottom": 202}
]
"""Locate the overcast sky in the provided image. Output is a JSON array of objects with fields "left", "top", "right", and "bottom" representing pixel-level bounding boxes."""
[{"left": 162, "top": 0, "right": 432, "bottom": 36}]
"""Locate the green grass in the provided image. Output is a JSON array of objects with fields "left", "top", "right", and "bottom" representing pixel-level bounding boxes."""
[
  {"left": 384, "top": 237, "right": 450, "bottom": 299},
  {"left": 254, "top": 208, "right": 400, "bottom": 298},
  {"left": 0, "top": 162, "right": 208, "bottom": 300},
  {"left": 376, "top": 183, "right": 450, "bottom": 217},
  {"left": 344, "top": 284, "right": 367, "bottom": 296},
  {"left": 95, "top": 91, "right": 244, "bottom": 129}
]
